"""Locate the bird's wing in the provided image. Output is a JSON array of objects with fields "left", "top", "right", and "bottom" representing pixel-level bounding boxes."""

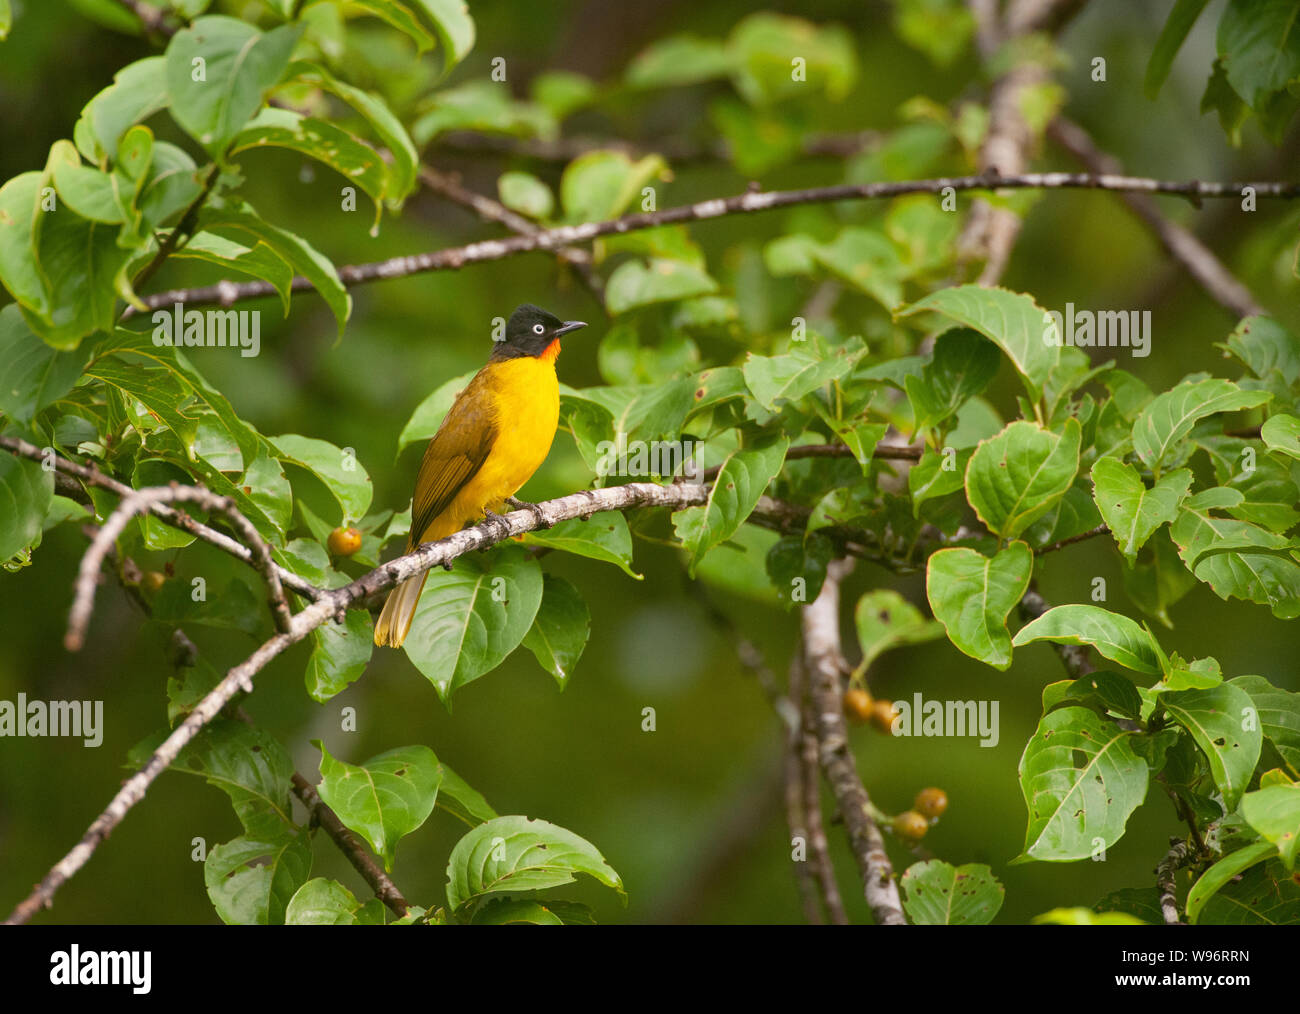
[{"left": 407, "top": 369, "right": 498, "bottom": 546}]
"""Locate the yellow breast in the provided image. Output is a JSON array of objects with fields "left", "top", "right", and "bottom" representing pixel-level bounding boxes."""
[{"left": 461, "top": 354, "right": 560, "bottom": 512}]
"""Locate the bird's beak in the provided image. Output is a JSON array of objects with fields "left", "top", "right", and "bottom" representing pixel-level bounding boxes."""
[{"left": 554, "top": 320, "right": 587, "bottom": 337}]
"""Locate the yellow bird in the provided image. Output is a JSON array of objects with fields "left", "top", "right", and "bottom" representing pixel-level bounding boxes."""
[{"left": 374, "top": 304, "right": 586, "bottom": 647}]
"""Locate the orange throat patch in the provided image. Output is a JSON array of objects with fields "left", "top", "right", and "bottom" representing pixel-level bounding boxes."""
[{"left": 539, "top": 339, "right": 562, "bottom": 363}]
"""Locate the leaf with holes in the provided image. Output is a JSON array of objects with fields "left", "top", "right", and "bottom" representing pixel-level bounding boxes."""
[
  {"left": 1017, "top": 706, "right": 1149, "bottom": 862},
  {"left": 1162, "top": 684, "right": 1262, "bottom": 811},
  {"left": 900, "top": 860, "right": 1004, "bottom": 925}
]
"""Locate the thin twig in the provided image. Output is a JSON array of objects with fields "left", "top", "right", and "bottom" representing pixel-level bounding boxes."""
[
  {"left": 124, "top": 172, "right": 1300, "bottom": 314},
  {"left": 783, "top": 656, "right": 826, "bottom": 924},
  {"left": 795, "top": 655, "right": 850, "bottom": 925},
  {"left": 290, "top": 772, "right": 411, "bottom": 918},
  {"left": 1036, "top": 523, "right": 1109, "bottom": 555},
  {"left": 66, "top": 484, "right": 293, "bottom": 650},
  {"left": 801, "top": 559, "right": 906, "bottom": 925}
]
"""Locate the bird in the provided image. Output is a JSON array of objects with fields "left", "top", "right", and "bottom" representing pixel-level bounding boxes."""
[{"left": 374, "top": 304, "right": 587, "bottom": 648}]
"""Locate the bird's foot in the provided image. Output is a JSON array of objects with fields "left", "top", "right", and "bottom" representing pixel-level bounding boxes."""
[
  {"left": 506, "top": 496, "right": 551, "bottom": 530},
  {"left": 481, "top": 509, "right": 512, "bottom": 544}
]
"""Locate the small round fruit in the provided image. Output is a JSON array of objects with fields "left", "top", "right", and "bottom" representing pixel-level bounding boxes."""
[
  {"left": 328, "top": 526, "right": 363, "bottom": 556},
  {"left": 843, "top": 688, "right": 874, "bottom": 722},
  {"left": 869, "top": 699, "right": 899, "bottom": 734},
  {"left": 914, "top": 787, "right": 948, "bottom": 819},
  {"left": 141, "top": 571, "right": 167, "bottom": 594},
  {"left": 892, "top": 810, "right": 929, "bottom": 840}
]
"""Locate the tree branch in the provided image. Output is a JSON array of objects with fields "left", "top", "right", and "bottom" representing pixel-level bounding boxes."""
[
  {"left": 0, "top": 435, "right": 324, "bottom": 602},
  {"left": 1156, "top": 836, "right": 1191, "bottom": 926},
  {"left": 123, "top": 172, "right": 1300, "bottom": 314},
  {"left": 801, "top": 559, "right": 906, "bottom": 925},
  {"left": 66, "top": 484, "right": 294, "bottom": 650}
]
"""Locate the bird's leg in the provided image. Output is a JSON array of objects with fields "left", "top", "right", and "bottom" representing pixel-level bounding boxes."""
[
  {"left": 481, "top": 509, "right": 513, "bottom": 544},
  {"left": 506, "top": 496, "right": 551, "bottom": 530}
]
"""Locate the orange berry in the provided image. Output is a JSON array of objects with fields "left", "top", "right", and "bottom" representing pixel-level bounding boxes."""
[
  {"left": 869, "top": 699, "right": 899, "bottom": 735},
  {"left": 328, "top": 526, "right": 363, "bottom": 556},
  {"left": 913, "top": 787, "right": 948, "bottom": 819},
  {"left": 141, "top": 571, "right": 167, "bottom": 594},
  {"left": 843, "top": 688, "right": 874, "bottom": 722},
  {"left": 892, "top": 810, "right": 929, "bottom": 840}
]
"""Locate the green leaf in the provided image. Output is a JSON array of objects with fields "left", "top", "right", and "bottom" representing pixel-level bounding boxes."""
[
  {"left": 403, "top": 544, "right": 543, "bottom": 701},
  {"left": 284, "top": 877, "right": 385, "bottom": 925},
  {"left": 201, "top": 201, "right": 351, "bottom": 335},
  {"left": 1242, "top": 784, "right": 1300, "bottom": 868},
  {"left": 925, "top": 542, "right": 1032, "bottom": 670},
  {"left": 742, "top": 345, "right": 859, "bottom": 411},
  {"left": 165, "top": 17, "right": 302, "bottom": 156},
  {"left": 1012, "top": 604, "right": 1162, "bottom": 675},
  {"left": 672, "top": 435, "right": 788, "bottom": 573},
  {"left": 1217, "top": 0, "right": 1300, "bottom": 110},
  {"left": 287, "top": 60, "right": 419, "bottom": 205},
  {"left": 1132, "top": 378, "right": 1271, "bottom": 470},
  {"left": 1017, "top": 706, "right": 1149, "bottom": 861},
  {"left": 1187, "top": 841, "right": 1277, "bottom": 923},
  {"left": 605, "top": 258, "right": 718, "bottom": 316},
  {"left": 0, "top": 451, "right": 54, "bottom": 564},
  {"left": 204, "top": 830, "right": 312, "bottom": 925},
  {"left": 909, "top": 447, "right": 970, "bottom": 514},
  {"left": 625, "top": 33, "right": 735, "bottom": 88},
  {"left": 272, "top": 433, "right": 373, "bottom": 522},
  {"left": 899, "top": 860, "right": 1004, "bottom": 925},
  {"left": 139, "top": 719, "right": 295, "bottom": 838},
  {"left": 1062, "top": 671, "right": 1144, "bottom": 721},
  {"left": 305, "top": 609, "right": 374, "bottom": 703},
  {"left": 170, "top": 231, "right": 294, "bottom": 315},
  {"left": 0, "top": 304, "right": 90, "bottom": 423},
  {"left": 1261, "top": 413, "right": 1300, "bottom": 460},
  {"left": 315, "top": 742, "right": 442, "bottom": 871},
  {"left": 900, "top": 286, "right": 1059, "bottom": 397},
  {"left": 1034, "top": 907, "right": 1146, "bottom": 925},
  {"left": 964, "top": 418, "right": 1081, "bottom": 539},
  {"left": 410, "top": 0, "right": 476, "bottom": 76},
  {"left": 0, "top": 0, "right": 10, "bottom": 41},
  {"left": 435, "top": 762, "right": 497, "bottom": 826},
  {"left": 809, "top": 226, "right": 909, "bottom": 310},
  {"left": 1090, "top": 457, "right": 1192, "bottom": 562},
  {"left": 905, "top": 328, "right": 1000, "bottom": 433},
  {"left": 445, "top": 815, "right": 624, "bottom": 914},
  {"left": 1145, "top": 0, "right": 1211, "bottom": 98},
  {"left": 74, "top": 56, "right": 169, "bottom": 163},
  {"left": 520, "top": 514, "right": 639, "bottom": 578},
  {"left": 342, "top": 0, "right": 437, "bottom": 53},
  {"left": 561, "top": 150, "right": 665, "bottom": 224},
  {"left": 1229, "top": 675, "right": 1300, "bottom": 777},
  {"left": 498, "top": 171, "right": 554, "bottom": 219},
  {"left": 522, "top": 575, "right": 590, "bottom": 690},
  {"left": 854, "top": 589, "right": 944, "bottom": 671},
  {"left": 470, "top": 898, "right": 564, "bottom": 925},
  {"left": 0, "top": 172, "right": 48, "bottom": 317},
  {"left": 1218, "top": 316, "right": 1300, "bottom": 384},
  {"left": 1163, "top": 684, "right": 1263, "bottom": 811},
  {"left": 1198, "top": 859, "right": 1300, "bottom": 924},
  {"left": 230, "top": 109, "right": 388, "bottom": 221}
]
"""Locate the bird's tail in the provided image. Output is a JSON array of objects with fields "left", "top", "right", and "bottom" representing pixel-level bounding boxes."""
[{"left": 374, "top": 570, "right": 429, "bottom": 648}]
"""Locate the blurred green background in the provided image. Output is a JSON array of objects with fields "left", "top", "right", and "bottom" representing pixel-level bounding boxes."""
[{"left": 0, "top": 0, "right": 1297, "bottom": 924}]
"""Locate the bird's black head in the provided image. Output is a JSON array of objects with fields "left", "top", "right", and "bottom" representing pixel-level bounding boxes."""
[{"left": 493, "top": 304, "right": 587, "bottom": 360}]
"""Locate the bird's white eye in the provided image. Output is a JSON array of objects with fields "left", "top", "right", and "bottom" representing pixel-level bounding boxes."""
[{"left": 532, "top": 323, "right": 545, "bottom": 335}]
